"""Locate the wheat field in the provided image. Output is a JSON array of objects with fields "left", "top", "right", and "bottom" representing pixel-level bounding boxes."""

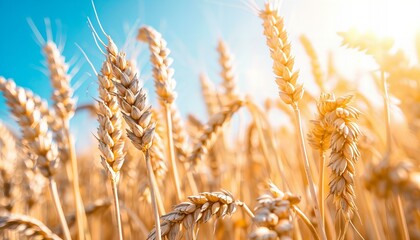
[{"left": 0, "top": 1, "right": 419, "bottom": 240}]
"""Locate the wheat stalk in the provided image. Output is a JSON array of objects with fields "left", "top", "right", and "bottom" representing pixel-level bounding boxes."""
[
  {"left": 44, "top": 40, "right": 90, "bottom": 240},
  {"left": 109, "top": 46, "right": 163, "bottom": 239},
  {"left": 95, "top": 36, "right": 126, "bottom": 240},
  {"left": 138, "top": 25, "right": 183, "bottom": 201},
  {"left": 258, "top": 2, "right": 325, "bottom": 238}
]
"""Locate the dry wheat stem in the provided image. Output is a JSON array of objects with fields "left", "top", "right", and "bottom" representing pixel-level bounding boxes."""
[
  {"left": 292, "top": 205, "right": 320, "bottom": 240},
  {"left": 293, "top": 105, "right": 326, "bottom": 240},
  {"left": 145, "top": 149, "right": 162, "bottom": 240},
  {"left": 258, "top": 3, "right": 325, "bottom": 238},
  {"left": 108, "top": 47, "right": 163, "bottom": 239},
  {"left": 44, "top": 41, "right": 89, "bottom": 240},
  {"left": 111, "top": 178, "right": 124, "bottom": 240},
  {"left": 96, "top": 37, "right": 126, "bottom": 240},
  {"left": 0, "top": 214, "right": 62, "bottom": 240},
  {"left": 49, "top": 178, "right": 72, "bottom": 240}
]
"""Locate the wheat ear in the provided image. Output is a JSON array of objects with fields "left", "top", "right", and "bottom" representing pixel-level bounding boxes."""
[
  {"left": 199, "top": 73, "right": 220, "bottom": 116},
  {"left": 148, "top": 191, "right": 248, "bottom": 240},
  {"left": 217, "top": 40, "right": 238, "bottom": 102},
  {"left": 299, "top": 35, "right": 325, "bottom": 92},
  {"left": 250, "top": 183, "right": 301, "bottom": 240},
  {"left": 259, "top": 2, "right": 325, "bottom": 238},
  {"left": 0, "top": 214, "right": 62, "bottom": 240},
  {"left": 44, "top": 40, "right": 90, "bottom": 240},
  {"left": 0, "top": 77, "right": 71, "bottom": 240},
  {"left": 96, "top": 37, "right": 126, "bottom": 240},
  {"left": 138, "top": 26, "right": 183, "bottom": 201},
  {"left": 313, "top": 94, "right": 361, "bottom": 224},
  {"left": 110, "top": 47, "right": 163, "bottom": 239}
]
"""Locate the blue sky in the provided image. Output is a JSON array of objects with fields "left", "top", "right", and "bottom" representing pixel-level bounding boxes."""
[{"left": 1, "top": 0, "right": 419, "bottom": 149}]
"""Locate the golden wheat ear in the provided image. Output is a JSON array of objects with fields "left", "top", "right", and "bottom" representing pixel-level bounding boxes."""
[{"left": 0, "top": 214, "right": 62, "bottom": 240}]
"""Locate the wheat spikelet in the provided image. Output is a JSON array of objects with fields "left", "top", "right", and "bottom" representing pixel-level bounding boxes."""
[
  {"left": 43, "top": 41, "right": 75, "bottom": 119},
  {"left": 312, "top": 93, "right": 361, "bottom": 220},
  {"left": 300, "top": 35, "right": 325, "bottom": 91},
  {"left": 0, "top": 77, "right": 60, "bottom": 178},
  {"left": 111, "top": 55, "right": 155, "bottom": 153},
  {"left": 150, "top": 110, "right": 168, "bottom": 181},
  {"left": 217, "top": 40, "right": 238, "bottom": 102},
  {"left": 200, "top": 73, "right": 220, "bottom": 116},
  {"left": 259, "top": 2, "right": 303, "bottom": 105},
  {"left": 170, "top": 105, "right": 190, "bottom": 162},
  {"left": 147, "top": 191, "right": 238, "bottom": 240},
  {"left": 137, "top": 26, "right": 177, "bottom": 105},
  {"left": 189, "top": 100, "right": 244, "bottom": 166},
  {"left": 0, "top": 214, "right": 61, "bottom": 240},
  {"left": 249, "top": 183, "right": 301, "bottom": 240}
]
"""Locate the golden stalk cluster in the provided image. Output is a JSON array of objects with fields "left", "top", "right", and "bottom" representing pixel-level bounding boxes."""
[{"left": 0, "top": 1, "right": 419, "bottom": 240}]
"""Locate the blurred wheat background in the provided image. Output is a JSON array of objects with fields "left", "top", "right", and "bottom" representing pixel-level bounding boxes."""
[{"left": 0, "top": 0, "right": 419, "bottom": 239}]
